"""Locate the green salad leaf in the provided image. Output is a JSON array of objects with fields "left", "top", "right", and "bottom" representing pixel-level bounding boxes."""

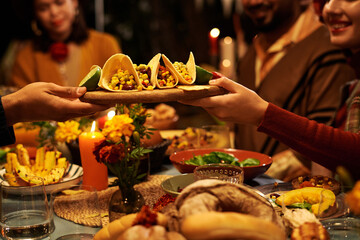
[
  {"left": 287, "top": 202, "right": 313, "bottom": 211},
  {"left": 184, "top": 151, "right": 260, "bottom": 167},
  {"left": 238, "top": 158, "right": 260, "bottom": 167}
]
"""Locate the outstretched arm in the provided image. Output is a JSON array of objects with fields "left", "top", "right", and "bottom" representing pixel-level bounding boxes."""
[
  {"left": 180, "top": 77, "right": 360, "bottom": 178},
  {"left": 180, "top": 77, "right": 269, "bottom": 126},
  {"left": 2, "top": 82, "right": 110, "bottom": 126}
]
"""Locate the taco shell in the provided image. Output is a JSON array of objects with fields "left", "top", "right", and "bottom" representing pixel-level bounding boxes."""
[
  {"left": 98, "top": 53, "right": 141, "bottom": 92},
  {"left": 147, "top": 53, "right": 161, "bottom": 89},
  {"left": 171, "top": 51, "right": 196, "bottom": 85},
  {"left": 153, "top": 54, "right": 179, "bottom": 89},
  {"left": 133, "top": 53, "right": 160, "bottom": 90}
]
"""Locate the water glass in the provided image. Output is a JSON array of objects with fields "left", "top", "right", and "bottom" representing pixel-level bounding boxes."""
[
  {"left": 194, "top": 163, "right": 244, "bottom": 184},
  {"left": 0, "top": 176, "right": 54, "bottom": 240}
]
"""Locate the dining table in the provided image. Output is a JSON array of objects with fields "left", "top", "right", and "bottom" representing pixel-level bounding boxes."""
[{"left": 49, "top": 162, "right": 282, "bottom": 239}]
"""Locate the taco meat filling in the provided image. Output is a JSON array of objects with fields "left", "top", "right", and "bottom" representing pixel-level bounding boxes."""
[{"left": 157, "top": 65, "right": 176, "bottom": 87}]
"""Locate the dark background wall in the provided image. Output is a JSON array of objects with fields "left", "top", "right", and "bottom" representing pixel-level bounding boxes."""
[{"left": 1, "top": 0, "right": 242, "bottom": 65}]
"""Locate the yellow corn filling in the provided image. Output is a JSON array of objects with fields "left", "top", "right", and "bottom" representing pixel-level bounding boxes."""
[
  {"left": 157, "top": 65, "right": 176, "bottom": 87},
  {"left": 174, "top": 62, "right": 192, "bottom": 83},
  {"left": 109, "top": 69, "right": 138, "bottom": 90}
]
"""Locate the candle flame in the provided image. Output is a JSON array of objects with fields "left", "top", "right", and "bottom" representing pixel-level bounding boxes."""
[
  {"left": 210, "top": 28, "right": 220, "bottom": 38},
  {"left": 107, "top": 110, "right": 115, "bottom": 120},
  {"left": 91, "top": 121, "right": 96, "bottom": 132}
]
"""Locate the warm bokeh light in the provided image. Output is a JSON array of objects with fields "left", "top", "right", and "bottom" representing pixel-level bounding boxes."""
[
  {"left": 107, "top": 110, "right": 115, "bottom": 120},
  {"left": 210, "top": 28, "right": 220, "bottom": 38},
  {"left": 224, "top": 36, "right": 232, "bottom": 44},
  {"left": 222, "top": 59, "right": 231, "bottom": 68}
]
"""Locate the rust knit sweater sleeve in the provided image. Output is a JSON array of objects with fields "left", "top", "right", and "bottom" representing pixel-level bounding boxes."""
[{"left": 258, "top": 103, "right": 360, "bottom": 180}]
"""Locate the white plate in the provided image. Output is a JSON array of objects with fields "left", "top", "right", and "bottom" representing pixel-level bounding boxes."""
[{"left": 0, "top": 164, "right": 83, "bottom": 195}]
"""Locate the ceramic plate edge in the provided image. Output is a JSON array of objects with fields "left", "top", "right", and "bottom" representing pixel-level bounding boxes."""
[{"left": 0, "top": 164, "right": 83, "bottom": 195}]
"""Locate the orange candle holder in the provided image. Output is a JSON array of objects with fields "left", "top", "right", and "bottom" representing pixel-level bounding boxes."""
[{"left": 79, "top": 131, "right": 108, "bottom": 191}]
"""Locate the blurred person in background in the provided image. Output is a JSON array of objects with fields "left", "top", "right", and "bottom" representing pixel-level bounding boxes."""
[
  {"left": 180, "top": 0, "right": 360, "bottom": 181},
  {"left": 9, "top": 0, "right": 120, "bottom": 88},
  {"left": 233, "top": 0, "right": 356, "bottom": 180}
]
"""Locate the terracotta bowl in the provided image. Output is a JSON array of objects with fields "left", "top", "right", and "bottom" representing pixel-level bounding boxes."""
[{"left": 170, "top": 148, "right": 272, "bottom": 181}]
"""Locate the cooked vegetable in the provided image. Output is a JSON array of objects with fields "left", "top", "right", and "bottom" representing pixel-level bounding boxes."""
[
  {"left": 157, "top": 65, "right": 176, "bottom": 87},
  {"left": 4, "top": 144, "right": 69, "bottom": 186},
  {"left": 184, "top": 151, "right": 260, "bottom": 167},
  {"left": 133, "top": 64, "right": 153, "bottom": 90},
  {"left": 275, "top": 187, "right": 336, "bottom": 216}
]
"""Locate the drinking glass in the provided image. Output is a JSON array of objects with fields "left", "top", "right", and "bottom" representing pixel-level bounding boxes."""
[
  {"left": 50, "top": 185, "right": 101, "bottom": 240},
  {"left": 194, "top": 163, "right": 244, "bottom": 184},
  {"left": 0, "top": 176, "right": 54, "bottom": 240},
  {"left": 201, "top": 125, "right": 232, "bottom": 148}
]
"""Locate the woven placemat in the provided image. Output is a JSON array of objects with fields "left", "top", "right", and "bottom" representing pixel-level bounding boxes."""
[{"left": 54, "top": 175, "right": 172, "bottom": 227}]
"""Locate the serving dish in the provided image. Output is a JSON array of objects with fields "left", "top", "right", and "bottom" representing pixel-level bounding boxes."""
[
  {"left": 0, "top": 164, "right": 83, "bottom": 195},
  {"left": 81, "top": 85, "right": 227, "bottom": 104},
  {"left": 255, "top": 183, "right": 350, "bottom": 220},
  {"left": 161, "top": 173, "right": 195, "bottom": 197},
  {"left": 291, "top": 175, "right": 341, "bottom": 195},
  {"left": 169, "top": 148, "right": 272, "bottom": 181}
]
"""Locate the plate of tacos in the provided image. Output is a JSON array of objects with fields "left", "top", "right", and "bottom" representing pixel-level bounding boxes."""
[{"left": 80, "top": 52, "right": 227, "bottom": 104}]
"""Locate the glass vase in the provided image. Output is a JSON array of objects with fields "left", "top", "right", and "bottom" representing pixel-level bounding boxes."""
[{"left": 108, "top": 185, "right": 145, "bottom": 222}]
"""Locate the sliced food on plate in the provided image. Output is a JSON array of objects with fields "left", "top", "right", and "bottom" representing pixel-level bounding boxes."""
[{"left": 2, "top": 144, "right": 69, "bottom": 186}]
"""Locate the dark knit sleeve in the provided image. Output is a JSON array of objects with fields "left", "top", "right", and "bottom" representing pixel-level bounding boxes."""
[
  {"left": 0, "top": 96, "right": 15, "bottom": 147},
  {"left": 257, "top": 103, "right": 360, "bottom": 179}
]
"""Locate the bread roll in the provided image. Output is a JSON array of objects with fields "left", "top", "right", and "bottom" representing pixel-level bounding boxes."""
[
  {"left": 181, "top": 211, "right": 286, "bottom": 240},
  {"left": 93, "top": 213, "right": 136, "bottom": 240},
  {"left": 291, "top": 222, "right": 330, "bottom": 240},
  {"left": 118, "top": 225, "right": 186, "bottom": 240},
  {"left": 94, "top": 212, "right": 167, "bottom": 240}
]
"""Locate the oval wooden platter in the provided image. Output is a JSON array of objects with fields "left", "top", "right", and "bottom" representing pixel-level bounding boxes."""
[{"left": 80, "top": 85, "right": 228, "bottom": 104}]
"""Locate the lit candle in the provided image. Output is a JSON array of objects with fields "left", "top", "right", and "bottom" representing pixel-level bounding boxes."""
[
  {"left": 79, "top": 121, "right": 108, "bottom": 190},
  {"left": 219, "top": 36, "right": 236, "bottom": 78},
  {"left": 98, "top": 110, "right": 115, "bottom": 129},
  {"left": 209, "top": 28, "right": 220, "bottom": 56}
]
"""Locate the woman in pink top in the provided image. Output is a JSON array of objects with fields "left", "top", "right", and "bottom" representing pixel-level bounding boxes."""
[{"left": 181, "top": 0, "right": 360, "bottom": 180}]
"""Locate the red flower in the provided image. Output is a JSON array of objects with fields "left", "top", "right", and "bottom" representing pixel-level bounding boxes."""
[
  {"left": 50, "top": 42, "right": 68, "bottom": 62},
  {"left": 93, "top": 140, "right": 125, "bottom": 164}
]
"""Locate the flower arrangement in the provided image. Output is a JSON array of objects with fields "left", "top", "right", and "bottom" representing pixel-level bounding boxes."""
[
  {"left": 33, "top": 118, "right": 92, "bottom": 148},
  {"left": 93, "top": 103, "right": 153, "bottom": 191}
]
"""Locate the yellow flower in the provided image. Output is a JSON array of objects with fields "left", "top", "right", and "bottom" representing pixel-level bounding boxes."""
[
  {"left": 55, "top": 120, "right": 81, "bottom": 143},
  {"left": 102, "top": 114, "right": 135, "bottom": 143}
]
